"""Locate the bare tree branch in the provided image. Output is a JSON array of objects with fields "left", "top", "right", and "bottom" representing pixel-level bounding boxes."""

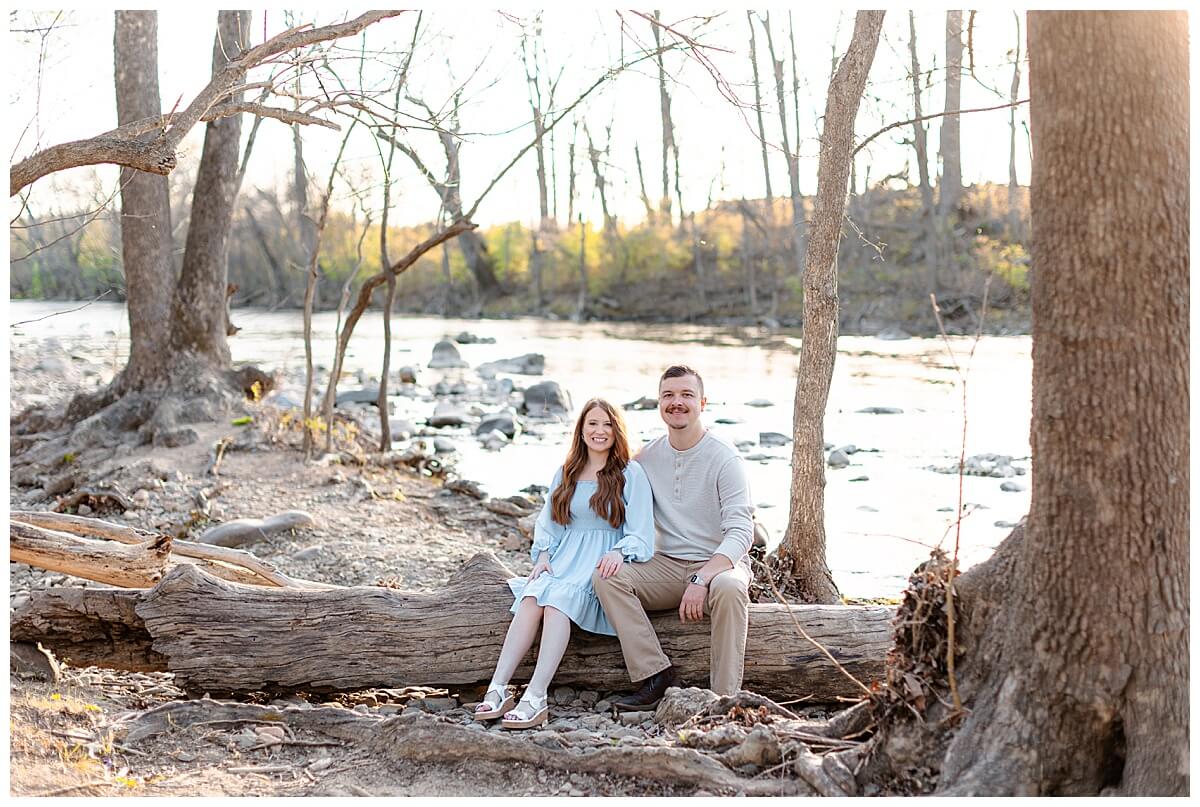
[
  {"left": 853, "top": 98, "right": 1029, "bottom": 157},
  {"left": 10, "top": 10, "right": 403, "bottom": 196}
]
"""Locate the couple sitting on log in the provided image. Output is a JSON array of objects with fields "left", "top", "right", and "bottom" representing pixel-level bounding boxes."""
[{"left": 475, "top": 365, "right": 754, "bottom": 729}]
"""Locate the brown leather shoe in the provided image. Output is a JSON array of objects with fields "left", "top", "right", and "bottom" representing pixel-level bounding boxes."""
[{"left": 612, "top": 666, "right": 681, "bottom": 712}]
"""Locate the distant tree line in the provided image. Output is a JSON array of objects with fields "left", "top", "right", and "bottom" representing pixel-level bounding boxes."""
[{"left": 10, "top": 179, "right": 1029, "bottom": 335}]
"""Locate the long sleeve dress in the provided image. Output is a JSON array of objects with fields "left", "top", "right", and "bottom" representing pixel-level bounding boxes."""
[{"left": 507, "top": 461, "right": 655, "bottom": 636}]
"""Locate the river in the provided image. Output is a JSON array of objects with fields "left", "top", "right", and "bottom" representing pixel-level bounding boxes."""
[{"left": 9, "top": 300, "right": 1033, "bottom": 599}]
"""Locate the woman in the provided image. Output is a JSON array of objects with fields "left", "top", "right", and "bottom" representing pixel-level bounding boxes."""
[{"left": 474, "top": 398, "right": 655, "bottom": 729}]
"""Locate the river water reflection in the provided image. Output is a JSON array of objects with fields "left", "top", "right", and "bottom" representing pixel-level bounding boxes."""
[{"left": 9, "top": 301, "right": 1033, "bottom": 598}]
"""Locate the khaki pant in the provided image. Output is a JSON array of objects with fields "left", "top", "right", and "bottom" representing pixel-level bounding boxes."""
[{"left": 592, "top": 554, "right": 750, "bottom": 695}]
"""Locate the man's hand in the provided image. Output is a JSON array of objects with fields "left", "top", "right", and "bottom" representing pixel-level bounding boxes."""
[
  {"left": 595, "top": 549, "right": 624, "bottom": 579},
  {"left": 679, "top": 583, "right": 706, "bottom": 622}
]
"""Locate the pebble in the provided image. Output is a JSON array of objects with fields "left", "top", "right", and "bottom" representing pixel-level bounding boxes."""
[
  {"left": 552, "top": 686, "right": 576, "bottom": 705},
  {"left": 1000, "top": 481, "right": 1026, "bottom": 492},
  {"left": 76, "top": 504, "right": 92, "bottom": 516},
  {"left": 308, "top": 757, "right": 333, "bottom": 772},
  {"left": 618, "top": 710, "right": 653, "bottom": 726},
  {"left": 593, "top": 699, "right": 612, "bottom": 713}
]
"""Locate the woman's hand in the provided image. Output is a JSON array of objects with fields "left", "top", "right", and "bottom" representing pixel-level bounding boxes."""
[
  {"left": 529, "top": 553, "right": 552, "bottom": 581},
  {"left": 595, "top": 549, "right": 624, "bottom": 579}
]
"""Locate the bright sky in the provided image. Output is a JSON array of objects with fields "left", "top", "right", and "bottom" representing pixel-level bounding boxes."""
[{"left": 9, "top": 8, "right": 1031, "bottom": 228}]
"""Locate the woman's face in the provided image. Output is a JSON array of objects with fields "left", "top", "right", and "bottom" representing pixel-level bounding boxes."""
[{"left": 581, "top": 405, "right": 615, "bottom": 455}]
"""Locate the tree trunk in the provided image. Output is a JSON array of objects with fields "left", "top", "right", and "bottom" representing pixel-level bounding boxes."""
[
  {"left": 747, "top": 12, "right": 773, "bottom": 212},
  {"left": 575, "top": 215, "right": 588, "bottom": 320},
  {"left": 652, "top": 11, "right": 675, "bottom": 224},
  {"left": 633, "top": 143, "right": 656, "bottom": 222},
  {"left": 1006, "top": 12, "right": 1024, "bottom": 241},
  {"left": 12, "top": 555, "right": 895, "bottom": 699},
  {"left": 938, "top": 10, "right": 963, "bottom": 217},
  {"left": 167, "top": 10, "right": 250, "bottom": 368},
  {"left": 763, "top": 15, "right": 806, "bottom": 281},
  {"left": 774, "top": 11, "right": 884, "bottom": 604},
  {"left": 907, "top": 12, "right": 937, "bottom": 297},
  {"left": 936, "top": 11, "right": 1188, "bottom": 796},
  {"left": 113, "top": 12, "right": 174, "bottom": 390}
]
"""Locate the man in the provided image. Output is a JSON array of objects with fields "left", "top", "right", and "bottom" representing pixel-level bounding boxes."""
[{"left": 592, "top": 365, "right": 753, "bottom": 707}]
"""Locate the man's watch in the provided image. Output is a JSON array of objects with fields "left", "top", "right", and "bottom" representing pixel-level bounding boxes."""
[{"left": 688, "top": 573, "right": 709, "bottom": 588}]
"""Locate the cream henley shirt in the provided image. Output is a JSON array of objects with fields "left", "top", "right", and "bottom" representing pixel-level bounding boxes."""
[{"left": 637, "top": 430, "right": 754, "bottom": 564}]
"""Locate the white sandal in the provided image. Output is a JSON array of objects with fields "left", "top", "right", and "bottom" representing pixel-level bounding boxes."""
[
  {"left": 501, "top": 692, "right": 549, "bottom": 730},
  {"left": 473, "top": 684, "right": 515, "bottom": 721}
]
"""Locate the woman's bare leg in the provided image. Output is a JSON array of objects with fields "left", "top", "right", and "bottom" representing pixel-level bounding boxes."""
[
  {"left": 488, "top": 596, "right": 544, "bottom": 690},
  {"left": 524, "top": 606, "right": 571, "bottom": 700}
]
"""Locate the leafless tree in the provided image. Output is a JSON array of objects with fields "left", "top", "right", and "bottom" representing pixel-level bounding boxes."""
[{"left": 767, "top": 10, "right": 885, "bottom": 604}]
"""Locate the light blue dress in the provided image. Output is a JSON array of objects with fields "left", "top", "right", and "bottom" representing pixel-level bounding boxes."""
[{"left": 507, "top": 461, "right": 655, "bottom": 636}]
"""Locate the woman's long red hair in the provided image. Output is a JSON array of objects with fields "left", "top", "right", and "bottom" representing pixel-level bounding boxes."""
[{"left": 550, "top": 399, "right": 631, "bottom": 529}]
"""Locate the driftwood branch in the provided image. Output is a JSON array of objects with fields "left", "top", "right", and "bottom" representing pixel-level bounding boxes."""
[
  {"left": 10, "top": 10, "right": 402, "bottom": 195},
  {"left": 194, "top": 510, "right": 316, "bottom": 548},
  {"left": 10, "top": 520, "right": 171, "bottom": 589},
  {"left": 10, "top": 511, "right": 331, "bottom": 590},
  {"left": 11, "top": 553, "right": 894, "bottom": 699}
]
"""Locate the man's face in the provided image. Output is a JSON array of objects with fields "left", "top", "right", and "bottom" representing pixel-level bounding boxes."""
[{"left": 658, "top": 374, "right": 705, "bottom": 431}]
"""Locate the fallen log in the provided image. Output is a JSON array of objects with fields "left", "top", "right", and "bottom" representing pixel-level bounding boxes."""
[
  {"left": 9, "top": 521, "right": 171, "bottom": 589},
  {"left": 12, "top": 552, "right": 894, "bottom": 699},
  {"left": 10, "top": 586, "right": 166, "bottom": 672}
]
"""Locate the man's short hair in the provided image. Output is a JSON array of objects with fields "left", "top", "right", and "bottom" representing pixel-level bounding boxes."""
[{"left": 659, "top": 365, "right": 704, "bottom": 397}]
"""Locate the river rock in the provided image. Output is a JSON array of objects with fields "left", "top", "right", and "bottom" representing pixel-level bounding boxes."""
[
  {"left": 336, "top": 387, "right": 380, "bottom": 407},
  {"left": 745, "top": 399, "right": 774, "bottom": 408},
  {"left": 619, "top": 710, "right": 654, "bottom": 726},
  {"left": 835, "top": 444, "right": 858, "bottom": 455},
  {"left": 480, "top": 430, "right": 509, "bottom": 451},
  {"left": 398, "top": 366, "right": 418, "bottom": 384},
  {"left": 477, "top": 353, "right": 544, "bottom": 377},
  {"left": 654, "top": 687, "right": 721, "bottom": 728},
  {"left": 389, "top": 419, "right": 417, "bottom": 440},
  {"left": 623, "top": 396, "right": 658, "bottom": 411},
  {"left": 552, "top": 686, "right": 576, "bottom": 705},
  {"left": 1000, "top": 481, "right": 1026, "bottom": 492},
  {"left": 734, "top": 440, "right": 756, "bottom": 452},
  {"left": 454, "top": 331, "right": 495, "bottom": 344},
  {"left": 994, "top": 520, "right": 1019, "bottom": 528},
  {"left": 857, "top": 406, "right": 903, "bottom": 415},
  {"left": 433, "top": 437, "right": 456, "bottom": 454},
  {"left": 521, "top": 381, "right": 572, "bottom": 417},
  {"left": 433, "top": 379, "right": 468, "bottom": 396},
  {"left": 827, "top": 449, "right": 851, "bottom": 469},
  {"left": 476, "top": 411, "right": 518, "bottom": 438},
  {"left": 714, "top": 417, "right": 744, "bottom": 425},
  {"left": 429, "top": 340, "right": 468, "bottom": 369},
  {"left": 429, "top": 401, "right": 471, "bottom": 427},
  {"left": 759, "top": 432, "right": 791, "bottom": 447}
]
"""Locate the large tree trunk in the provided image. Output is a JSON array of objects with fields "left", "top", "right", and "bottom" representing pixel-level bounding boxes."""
[
  {"left": 11, "top": 554, "right": 894, "bottom": 699},
  {"left": 773, "top": 11, "right": 884, "bottom": 604},
  {"left": 167, "top": 10, "right": 250, "bottom": 368},
  {"left": 937, "top": 10, "right": 963, "bottom": 217},
  {"left": 113, "top": 12, "right": 174, "bottom": 390},
  {"left": 936, "top": 11, "right": 1188, "bottom": 795}
]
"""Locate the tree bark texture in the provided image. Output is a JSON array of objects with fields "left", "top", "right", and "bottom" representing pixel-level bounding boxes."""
[
  {"left": 113, "top": 11, "right": 175, "bottom": 390},
  {"left": 938, "top": 10, "right": 964, "bottom": 216},
  {"left": 777, "top": 12, "right": 884, "bottom": 604},
  {"left": 167, "top": 10, "right": 250, "bottom": 368},
  {"left": 12, "top": 554, "right": 894, "bottom": 699},
  {"left": 937, "top": 11, "right": 1189, "bottom": 796}
]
